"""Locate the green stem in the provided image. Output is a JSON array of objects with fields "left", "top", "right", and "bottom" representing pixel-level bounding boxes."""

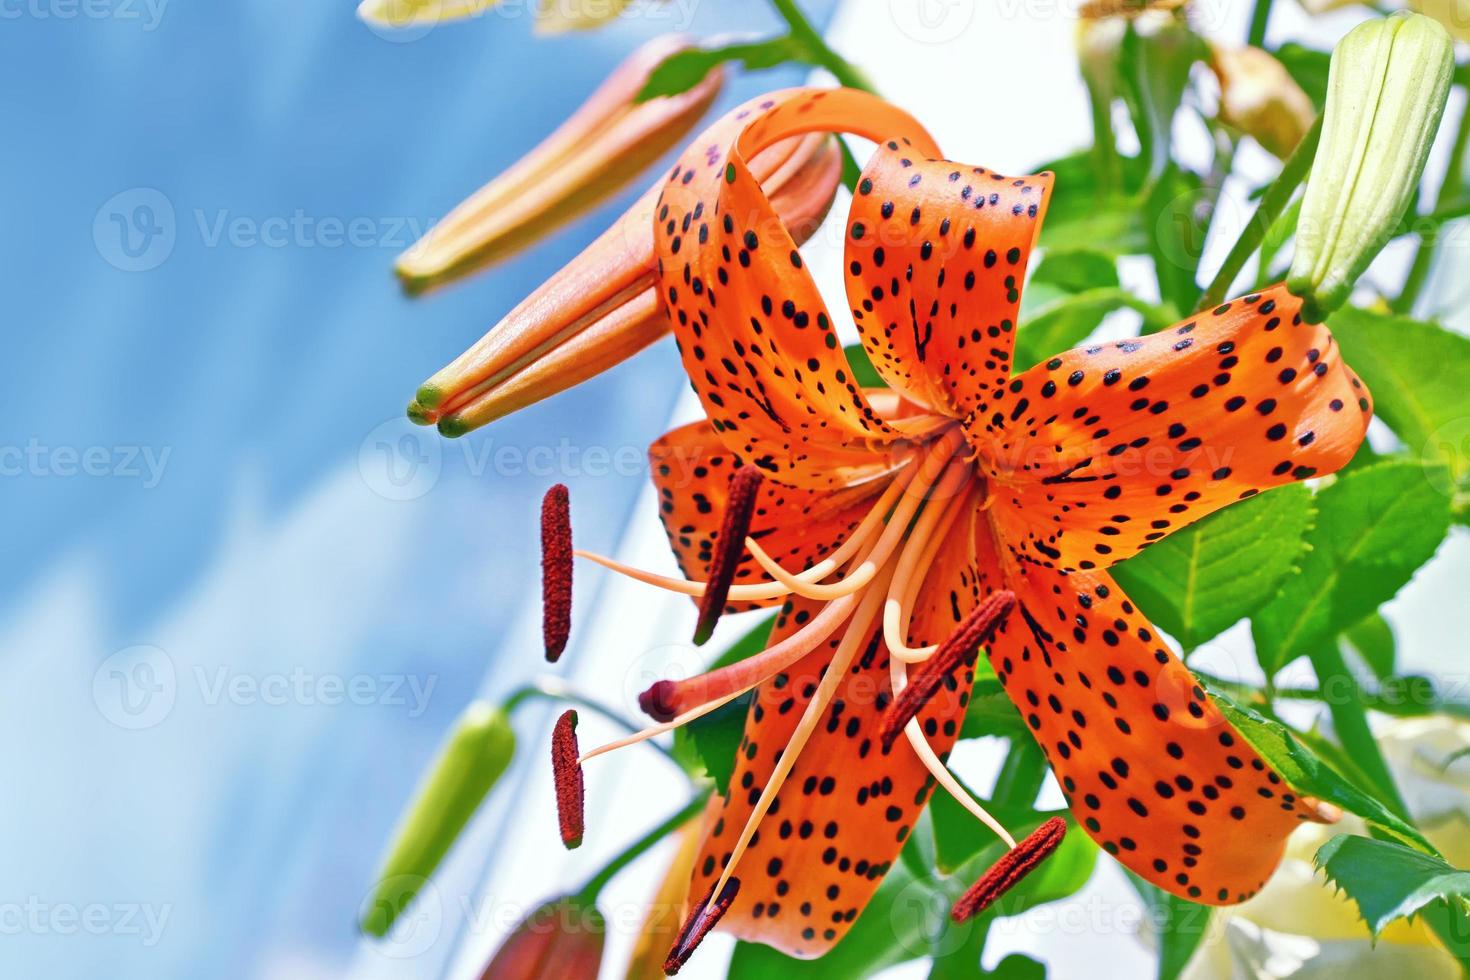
[
  {"left": 1196, "top": 113, "right": 1322, "bottom": 312},
  {"left": 1247, "top": 0, "right": 1274, "bottom": 49},
  {"left": 768, "top": 0, "right": 876, "bottom": 93},
  {"left": 504, "top": 678, "right": 681, "bottom": 766},
  {"left": 1394, "top": 94, "right": 1470, "bottom": 314},
  {"left": 1307, "top": 644, "right": 1410, "bottom": 820},
  {"left": 574, "top": 789, "right": 712, "bottom": 905}
]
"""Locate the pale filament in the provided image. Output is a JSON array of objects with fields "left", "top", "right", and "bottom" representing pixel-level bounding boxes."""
[
  {"left": 570, "top": 426, "right": 965, "bottom": 605},
  {"left": 744, "top": 537, "right": 878, "bottom": 600},
  {"left": 570, "top": 449, "right": 918, "bottom": 603},
  {"left": 888, "top": 653, "right": 1017, "bottom": 849},
  {"left": 882, "top": 469, "right": 976, "bottom": 664}
]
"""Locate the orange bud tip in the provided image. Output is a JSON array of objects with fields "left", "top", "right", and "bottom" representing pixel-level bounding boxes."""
[
  {"left": 406, "top": 400, "right": 434, "bottom": 426},
  {"left": 880, "top": 590, "right": 1017, "bottom": 752},
  {"left": 552, "top": 709, "right": 585, "bottom": 849},
  {"left": 541, "top": 484, "right": 573, "bottom": 662},
  {"left": 415, "top": 382, "right": 445, "bottom": 410},
  {"left": 663, "top": 876, "right": 739, "bottom": 975},
  {"left": 951, "top": 817, "right": 1067, "bottom": 923},
  {"left": 1303, "top": 796, "right": 1343, "bottom": 824},
  {"left": 437, "top": 415, "right": 470, "bottom": 439},
  {"left": 638, "top": 680, "right": 677, "bottom": 722},
  {"left": 692, "top": 467, "right": 763, "bottom": 645}
]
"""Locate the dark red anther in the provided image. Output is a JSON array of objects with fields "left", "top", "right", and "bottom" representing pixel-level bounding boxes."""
[
  {"left": 692, "top": 466, "right": 763, "bottom": 646},
  {"left": 879, "top": 590, "right": 1016, "bottom": 752},
  {"left": 951, "top": 817, "right": 1067, "bottom": 923},
  {"left": 551, "top": 709, "right": 584, "bottom": 849},
  {"left": 663, "top": 876, "right": 740, "bottom": 975},
  {"left": 541, "top": 484, "right": 573, "bottom": 662}
]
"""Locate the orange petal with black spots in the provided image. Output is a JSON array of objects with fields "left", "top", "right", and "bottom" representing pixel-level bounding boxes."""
[
  {"left": 969, "top": 285, "right": 1372, "bottom": 573},
  {"left": 982, "top": 550, "right": 1328, "bottom": 904},
  {"left": 844, "top": 142, "right": 1051, "bottom": 418},
  {"left": 647, "top": 411, "right": 917, "bottom": 614},
  {"left": 684, "top": 510, "right": 986, "bottom": 958},
  {"left": 653, "top": 88, "right": 945, "bottom": 490}
]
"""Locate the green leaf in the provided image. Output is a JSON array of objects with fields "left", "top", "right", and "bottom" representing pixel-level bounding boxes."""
[
  {"left": 636, "top": 36, "right": 806, "bottom": 102},
  {"left": 1029, "top": 249, "right": 1119, "bottom": 295},
  {"left": 1251, "top": 459, "right": 1451, "bottom": 676},
  {"left": 844, "top": 342, "right": 887, "bottom": 389},
  {"left": 1033, "top": 151, "right": 1148, "bottom": 256},
  {"left": 1343, "top": 613, "right": 1397, "bottom": 681},
  {"left": 957, "top": 681, "right": 1029, "bottom": 742},
  {"left": 672, "top": 615, "right": 774, "bottom": 794},
  {"left": 1126, "top": 873, "right": 1212, "bottom": 980},
  {"left": 1112, "top": 483, "right": 1314, "bottom": 652},
  {"left": 1207, "top": 685, "right": 1437, "bottom": 854},
  {"left": 1330, "top": 308, "right": 1470, "bottom": 514},
  {"left": 1316, "top": 834, "right": 1470, "bottom": 936}
]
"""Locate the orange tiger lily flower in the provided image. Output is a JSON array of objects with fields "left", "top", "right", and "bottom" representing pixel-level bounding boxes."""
[{"left": 539, "top": 87, "right": 1371, "bottom": 968}]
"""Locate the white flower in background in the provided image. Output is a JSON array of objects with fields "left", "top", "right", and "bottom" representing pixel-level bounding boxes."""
[{"left": 1182, "top": 716, "right": 1470, "bottom": 979}]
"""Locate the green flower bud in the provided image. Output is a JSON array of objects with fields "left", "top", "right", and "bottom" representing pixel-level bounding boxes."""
[
  {"left": 360, "top": 701, "right": 516, "bottom": 937},
  {"left": 1288, "top": 12, "right": 1454, "bottom": 322}
]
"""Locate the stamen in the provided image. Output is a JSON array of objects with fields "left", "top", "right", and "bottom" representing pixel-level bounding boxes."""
[
  {"left": 541, "top": 484, "right": 573, "bottom": 662},
  {"left": 894, "top": 695, "right": 1017, "bottom": 849},
  {"left": 579, "top": 687, "right": 750, "bottom": 763},
  {"left": 882, "top": 473, "right": 975, "bottom": 664},
  {"left": 879, "top": 590, "right": 1016, "bottom": 752},
  {"left": 704, "top": 560, "right": 897, "bottom": 905},
  {"left": 662, "top": 876, "right": 740, "bottom": 975},
  {"left": 637, "top": 591, "right": 861, "bottom": 721},
  {"left": 551, "top": 709, "right": 584, "bottom": 849},
  {"left": 693, "top": 466, "right": 764, "bottom": 645},
  {"left": 951, "top": 817, "right": 1067, "bottom": 922},
  {"left": 744, "top": 536, "right": 878, "bottom": 599}
]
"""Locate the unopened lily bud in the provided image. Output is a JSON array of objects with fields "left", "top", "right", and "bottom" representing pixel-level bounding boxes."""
[
  {"left": 361, "top": 701, "right": 516, "bottom": 937},
  {"left": 479, "top": 896, "right": 606, "bottom": 979},
  {"left": 1212, "top": 45, "right": 1316, "bottom": 159},
  {"left": 1289, "top": 12, "right": 1454, "bottom": 322},
  {"left": 396, "top": 35, "right": 724, "bottom": 293}
]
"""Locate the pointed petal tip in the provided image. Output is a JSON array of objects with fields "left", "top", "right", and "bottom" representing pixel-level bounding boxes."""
[
  {"left": 551, "top": 709, "right": 585, "bottom": 849},
  {"left": 663, "top": 876, "right": 740, "bottom": 975}
]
